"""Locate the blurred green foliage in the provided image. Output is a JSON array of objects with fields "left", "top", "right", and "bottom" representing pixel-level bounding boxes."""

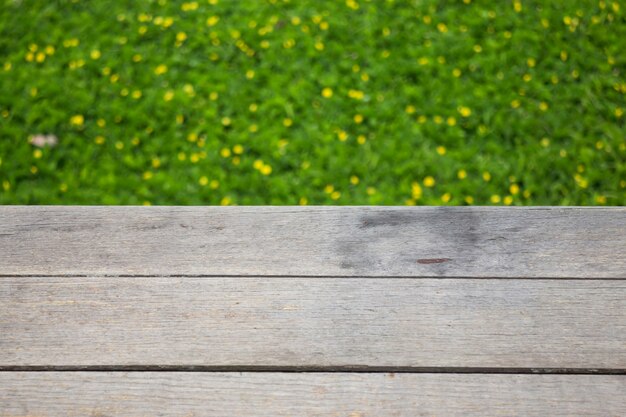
[{"left": 0, "top": 0, "right": 624, "bottom": 205}]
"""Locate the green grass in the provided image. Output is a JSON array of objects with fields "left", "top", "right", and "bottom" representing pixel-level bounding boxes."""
[{"left": 0, "top": 0, "right": 624, "bottom": 205}]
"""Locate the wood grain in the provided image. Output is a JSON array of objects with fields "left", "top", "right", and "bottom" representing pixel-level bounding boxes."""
[
  {"left": 0, "top": 206, "right": 624, "bottom": 277},
  {"left": 1, "top": 372, "right": 624, "bottom": 417},
  {"left": 2, "top": 277, "right": 624, "bottom": 368}
]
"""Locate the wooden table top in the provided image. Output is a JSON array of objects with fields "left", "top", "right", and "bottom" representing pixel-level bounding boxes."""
[{"left": 1, "top": 206, "right": 624, "bottom": 416}]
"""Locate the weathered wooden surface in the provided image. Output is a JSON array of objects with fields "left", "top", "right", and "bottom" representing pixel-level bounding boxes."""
[
  {"left": 1, "top": 206, "right": 624, "bottom": 415},
  {"left": 1, "top": 372, "right": 624, "bottom": 417},
  {"left": 1, "top": 277, "right": 624, "bottom": 368},
  {"left": 0, "top": 206, "right": 624, "bottom": 277}
]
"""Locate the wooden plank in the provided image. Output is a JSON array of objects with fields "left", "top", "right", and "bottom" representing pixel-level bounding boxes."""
[
  {"left": 1, "top": 372, "right": 624, "bottom": 416},
  {"left": 0, "top": 206, "right": 623, "bottom": 278},
  {"left": 2, "top": 277, "right": 624, "bottom": 368}
]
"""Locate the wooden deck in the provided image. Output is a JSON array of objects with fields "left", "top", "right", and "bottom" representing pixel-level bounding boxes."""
[{"left": 0, "top": 206, "right": 624, "bottom": 416}]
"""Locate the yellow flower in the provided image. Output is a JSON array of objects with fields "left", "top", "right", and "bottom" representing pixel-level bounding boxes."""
[
  {"left": 539, "top": 102, "right": 549, "bottom": 111},
  {"left": 90, "top": 50, "right": 101, "bottom": 60},
  {"left": 441, "top": 193, "right": 451, "bottom": 203},
  {"left": 163, "top": 90, "right": 174, "bottom": 101},
  {"left": 464, "top": 196, "right": 474, "bottom": 205},
  {"left": 510, "top": 184, "right": 520, "bottom": 195},
  {"left": 452, "top": 68, "right": 462, "bottom": 77},
  {"left": 348, "top": 89, "right": 364, "bottom": 100},
  {"left": 70, "top": 114, "right": 84, "bottom": 126},
  {"left": 142, "top": 171, "right": 153, "bottom": 180},
  {"left": 207, "top": 16, "right": 220, "bottom": 26},
  {"left": 181, "top": 2, "right": 199, "bottom": 11},
  {"left": 411, "top": 182, "right": 423, "bottom": 199},
  {"left": 490, "top": 195, "right": 501, "bottom": 204},
  {"left": 154, "top": 64, "right": 168, "bottom": 75},
  {"left": 457, "top": 169, "right": 467, "bottom": 179},
  {"left": 131, "top": 90, "right": 142, "bottom": 99},
  {"left": 220, "top": 148, "right": 231, "bottom": 158},
  {"left": 33, "top": 149, "right": 43, "bottom": 159},
  {"left": 199, "top": 176, "right": 209, "bottom": 186},
  {"left": 357, "top": 134, "right": 366, "bottom": 144},
  {"left": 503, "top": 196, "right": 514, "bottom": 205},
  {"left": 458, "top": 106, "right": 472, "bottom": 117},
  {"left": 220, "top": 196, "right": 231, "bottom": 206},
  {"left": 423, "top": 176, "right": 436, "bottom": 187},
  {"left": 330, "top": 191, "right": 341, "bottom": 200},
  {"left": 350, "top": 175, "right": 359, "bottom": 185},
  {"left": 233, "top": 145, "right": 244, "bottom": 154},
  {"left": 299, "top": 197, "right": 308, "bottom": 205},
  {"left": 541, "top": 137, "right": 550, "bottom": 147},
  {"left": 482, "top": 171, "right": 491, "bottom": 181},
  {"left": 260, "top": 165, "right": 272, "bottom": 175},
  {"left": 436, "top": 146, "right": 446, "bottom": 155},
  {"left": 176, "top": 32, "right": 187, "bottom": 42},
  {"left": 511, "top": 99, "right": 521, "bottom": 109},
  {"left": 437, "top": 23, "right": 448, "bottom": 33},
  {"left": 245, "top": 69, "right": 255, "bottom": 79},
  {"left": 210, "top": 180, "right": 220, "bottom": 189},
  {"left": 353, "top": 114, "right": 364, "bottom": 124},
  {"left": 447, "top": 117, "right": 456, "bottom": 126},
  {"left": 405, "top": 105, "right": 416, "bottom": 114},
  {"left": 337, "top": 130, "right": 348, "bottom": 142},
  {"left": 321, "top": 87, "right": 333, "bottom": 98},
  {"left": 94, "top": 135, "right": 105, "bottom": 145},
  {"left": 324, "top": 184, "right": 334, "bottom": 194},
  {"left": 283, "top": 118, "right": 293, "bottom": 127},
  {"left": 221, "top": 117, "right": 231, "bottom": 126}
]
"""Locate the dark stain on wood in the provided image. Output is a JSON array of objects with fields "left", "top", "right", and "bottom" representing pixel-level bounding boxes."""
[{"left": 417, "top": 258, "right": 451, "bottom": 264}]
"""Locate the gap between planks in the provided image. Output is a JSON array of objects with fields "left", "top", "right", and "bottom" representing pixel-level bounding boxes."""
[
  {"left": 1, "top": 272, "right": 621, "bottom": 279},
  {"left": 1, "top": 366, "right": 625, "bottom": 375}
]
